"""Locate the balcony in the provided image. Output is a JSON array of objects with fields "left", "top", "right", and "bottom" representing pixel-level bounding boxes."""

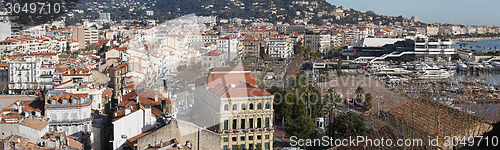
[{"left": 48, "top": 117, "right": 92, "bottom": 125}]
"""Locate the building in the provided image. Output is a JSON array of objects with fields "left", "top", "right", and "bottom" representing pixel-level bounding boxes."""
[
  {"left": 112, "top": 103, "right": 156, "bottom": 150},
  {"left": 8, "top": 58, "right": 50, "bottom": 94},
  {"left": 425, "top": 26, "right": 439, "bottom": 36},
  {"left": 414, "top": 37, "right": 456, "bottom": 58},
  {"left": 109, "top": 63, "right": 128, "bottom": 100},
  {"left": 217, "top": 36, "right": 238, "bottom": 60},
  {"left": 0, "top": 100, "right": 49, "bottom": 142},
  {"left": 410, "top": 16, "right": 419, "bottom": 22},
  {"left": 194, "top": 67, "right": 274, "bottom": 150},
  {"left": 0, "top": 63, "right": 8, "bottom": 94},
  {"left": 146, "top": 10, "right": 154, "bottom": 16},
  {"left": 239, "top": 35, "right": 262, "bottom": 58},
  {"left": 99, "top": 13, "right": 111, "bottom": 23},
  {"left": 71, "top": 26, "right": 99, "bottom": 49},
  {"left": 201, "top": 50, "right": 226, "bottom": 69},
  {"left": 44, "top": 91, "right": 92, "bottom": 137},
  {"left": 305, "top": 33, "right": 331, "bottom": 52},
  {"left": 125, "top": 119, "right": 220, "bottom": 150},
  {"left": 266, "top": 35, "right": 293, "bottom": 59}
]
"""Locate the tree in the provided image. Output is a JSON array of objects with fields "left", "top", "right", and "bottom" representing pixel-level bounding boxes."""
[
  {"left": 355, "top": 86, "right": 364, "bottom": 99},
  {"left": 255, "top": 143, "right": 262, "bottom": 150},
  {"left": 336, "top": 59, "right": 343, "bottom": 76},
  {"left": 233, "top": 145, "right": 241, "bottom": 150},
  {"left": 364, "top": 93, "right": 373, "bottom": 111},
  {"left": 327, "top": 112, "right": 367, "bottom": 139},
  {"left": 285, "top": 115, "right": 315, "bottom": 139}
]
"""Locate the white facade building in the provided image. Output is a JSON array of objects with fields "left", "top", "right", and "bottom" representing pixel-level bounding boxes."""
[
  {"left": 304, "top": 34, "right": 331, "bottom": 52},
  {"left": 216, "top": 36, "right": 239, "bottom": 60},
  {"left": 45, "top": 91, "right": 92, "bottom": 137},
  {"left": 267, "top": 35, "right": 293, "bottom": 59},
  {"left": 112, "top": 105, "right": 155, "bottom": 150},
  {"left": 414, "top": 37, "right": 456, "bottom": 58}
]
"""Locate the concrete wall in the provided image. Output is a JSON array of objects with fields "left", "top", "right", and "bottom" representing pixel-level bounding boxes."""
[
  {"left": 136, "top": 120, "right": 221, "bottom": 150},
  {"left": 113, "top": 108, "right": 155, "bottom": 149}
]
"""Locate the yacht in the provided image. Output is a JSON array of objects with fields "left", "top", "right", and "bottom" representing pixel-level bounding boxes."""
[
  {"left": 376, "top": 67, "right": 411, "bottom": 75},
  {"left": 458, "top": 63, "right": 468, "bottom": 71},
  {"left": 417, "top": 65, "right": 453, "bottom": 80}
]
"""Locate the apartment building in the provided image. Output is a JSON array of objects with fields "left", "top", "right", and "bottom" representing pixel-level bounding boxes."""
[
  {"left": 194, "top": 67, "right": 274, "bottom": 150},
  {"left": 414, "top": 37, "right": 457, "bottom": 58},
  {"left": 201, "top": 50, "right": 226, "bottom": 68},
  {"left": 266, "top": 35, "right": 293, "bottom": 59},
  {"left": 44, "top": 91, "right": 92, "bottom": 137},
  {"left": 217, "top": 36, "right": 239, "bottom": 60},
  {"left": 8, "top": 58, "right": 43, "bottom": 94},
  {"left": 239, "top": 35, "right": 262, "bottom": 58},
  {"left": 305, "top": 33, "right": 331, "bottom": 52}
]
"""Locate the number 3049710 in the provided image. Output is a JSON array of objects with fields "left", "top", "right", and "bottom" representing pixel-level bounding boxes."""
[{"left": 5, "top": 3, "right": 61, "bottom": 14}]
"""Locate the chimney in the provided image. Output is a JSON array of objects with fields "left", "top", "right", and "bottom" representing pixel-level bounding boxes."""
[
  {"left": 136, "top": 96, "right": 139, "bottom": 103},
  {"left": 155, "top": 94, "right": 158, "bottom": 102}
]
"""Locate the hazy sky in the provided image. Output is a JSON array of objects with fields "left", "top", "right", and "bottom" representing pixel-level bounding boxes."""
[{"left": 326, "top": 0, "right": 500, "bottom": 26}]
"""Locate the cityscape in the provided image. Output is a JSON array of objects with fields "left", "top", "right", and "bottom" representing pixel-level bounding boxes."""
[{"left": 0, "top": 0, "right": 499, "bottom": 150}]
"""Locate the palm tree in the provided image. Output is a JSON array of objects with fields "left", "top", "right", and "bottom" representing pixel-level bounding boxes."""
[{"left": 355, "top": 86, "right": 364, "bottom": 102}]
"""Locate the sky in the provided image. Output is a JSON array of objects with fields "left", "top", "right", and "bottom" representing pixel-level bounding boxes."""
[{"left": 326, "top": 0, "right": 500, "bottom": 26}]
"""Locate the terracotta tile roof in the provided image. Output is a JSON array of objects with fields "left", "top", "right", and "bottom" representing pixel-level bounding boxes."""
[
  {"left": 126, "top": 128, "right": 158, "bottom": 147},
  {"left": 208, "top": 72, "right": 256, "bottom": 87},
  {"left": 203, "top": 50, "right": 224, "bottom": 56},
  {"left": 67, "top": 138, "right": 83, "bottom": 149},
  {"left": 209, "top": 83, "right": 272, "bottom": 98},
  {"left": 118, "top": 100, "right": 137, "bottom": 107},
  {"left": 46, "top": 92, "right": 91, "bottom": 107}
]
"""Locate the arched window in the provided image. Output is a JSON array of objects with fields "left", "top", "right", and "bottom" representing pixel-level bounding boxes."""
[
  {"left": 265, "top": 102, "right": 270, "bottom": 109},
  {"left": 257, "top": 103, "right": 262, "bottom": 110},
  {"left": 233, "top": 104, "right": 237, "bottom": 111},
  {"left": 224, "top": 104, "right": 229, "bottom": 111},
  {"left": 241, "top": 103, "right": 246, "bottom": 110},
  {"left": 249, "top": 103, "right": 254, "bottom": 110}
]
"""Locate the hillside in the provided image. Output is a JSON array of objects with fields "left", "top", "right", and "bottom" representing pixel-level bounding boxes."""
[{"left": 65, "top": 0, "right": 422, "bottom": 26}]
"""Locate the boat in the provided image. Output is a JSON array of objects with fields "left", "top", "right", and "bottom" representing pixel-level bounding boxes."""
[
  {"left": 458, "top": 63, "right": 468, "bottom": 71},
  {"left": 417, "top": 64, "right": 453, "bottom": 80}
]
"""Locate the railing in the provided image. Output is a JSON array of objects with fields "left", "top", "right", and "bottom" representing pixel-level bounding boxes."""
[{"left": 48, "top": 117, "right": 92, "bottom": 124}]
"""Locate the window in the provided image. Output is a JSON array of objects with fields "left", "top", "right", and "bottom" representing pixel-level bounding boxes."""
[
  {"left": 257, "top": 103, "right": 262, "bottom": 109},
  {"left": 249, "top": 118, "right": 254, "bottom": 128},
  {"left": 241, "top": 119, "right": 246, "bottom": 129},
  {"left": 265, "top": 117, "right": 270, "bottom": 128},
  {"left": 223, "top": 145, "right": 228, "bottom": 150},
  {"left": 241, "top": 103, "right": 246, "bottom": 110},
  {"left": 233, "top": 104, "right": 237, "bottom": 111},
  {"left": 240, "top": 136, "right": 245, "bottom": 141},
  {"left": 257, "top": 135, "right": 262, "bottom": 140},
  {"left": 249, "top": 136, "right": 254, "bottom": 140},
  {"left": 249, "top": 144, "right": 254, "bottom": 150},
  {"left": 224, "top": 104, "right": 229, "bottom": 111},
  {"left": 223, "top": 137, "right": 228, "bottom": 142},
  {"left": 257, "top": 118, "right": 262, "bottom": 128},
  {"left": 232, "top": 137, "right": 237, "bottom": 141},
  {"left": 249, "top": 103, "right": 254, "bottom": 110},
  {"left": 265, "top": 135, "right": 270, "bottom": 139},
  {"left": 224, "top": 120, "right": 229, "bottom": 130},
  {"left": 265, "top": 102, "right": 270, "bottom": 109},
  {"left": 232, "top": 119, "right": 237, "bottom": 129},
  {"left": 265, "top": 142, "right": 270, "bottom": 150}
]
